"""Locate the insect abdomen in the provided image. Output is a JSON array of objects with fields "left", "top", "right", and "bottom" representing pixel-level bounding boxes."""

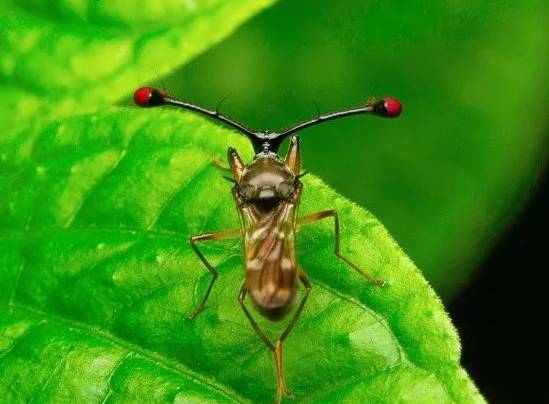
[
  {"left": 247, "top": 262, "right": 297, "bottom": 321},
  {"left": 248, "top": 276, "right": 296, "bottom": 321},
  {"left": 242, "top": 201, "right": 298, "bottom": 321}
]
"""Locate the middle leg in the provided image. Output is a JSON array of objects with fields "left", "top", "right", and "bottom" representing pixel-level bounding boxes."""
[
  {"left": 189, "top": 228, "right": 239, "bottom": 319},
  {"left": 298, "top": 210, "right": 385, "bottom": 286}
]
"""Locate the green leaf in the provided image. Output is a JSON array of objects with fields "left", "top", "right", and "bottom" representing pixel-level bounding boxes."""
[
  {"left": 167, "top": 0, "right": 549, "bottom": 295},
  {"left": 0, "top": 0, "right": 275, "bottom": 132},
  {"left": 0, "top": 109, "right": 483, "bottom": 402}
]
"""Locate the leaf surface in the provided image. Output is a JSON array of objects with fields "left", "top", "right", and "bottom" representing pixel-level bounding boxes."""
[{"left": 0, "top": 109, "right": 483, "bottom": 402}]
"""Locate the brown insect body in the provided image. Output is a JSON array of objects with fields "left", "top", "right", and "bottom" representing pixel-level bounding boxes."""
[
  {"left": 234, "top": 150, "right": 301, "bottom": 320},
  {"left": 133, "top": 86, "right": 401, "bottom": 403}
]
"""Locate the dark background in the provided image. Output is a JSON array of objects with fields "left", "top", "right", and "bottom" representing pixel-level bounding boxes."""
[{"left": 449, "top": 164, "right": 548, "bottom": 404}]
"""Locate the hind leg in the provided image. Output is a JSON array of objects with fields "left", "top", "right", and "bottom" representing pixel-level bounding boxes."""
[{"left": 238, "top": 272, "right": 311, "bottom": 403}]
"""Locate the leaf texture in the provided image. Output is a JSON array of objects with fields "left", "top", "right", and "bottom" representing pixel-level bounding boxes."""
[{"left": 0, "top": 109, "right": 484, "bottom": 403}]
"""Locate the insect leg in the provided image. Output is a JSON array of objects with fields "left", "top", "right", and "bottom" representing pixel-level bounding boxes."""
[
  {"left": 298, "top": 210, "right": 385, "bottom": 286},
  {"left": 280, "top": 271, "right": 311, "bottom": 342},
  {"left": 239, "top": 278, "right": 311, "bottom": 403},
  {"left": 285, "top": 135, "right": 301, "bottom": 176},
  {"left": 188, "top": 229, "right": 240, "bottom": 319},
  {"left": 239, "top": 284, "right": 281, "bottom": 402},
  {"left": 273, "top": 271, "right": 312, "bottom": 399},
  {"left": 238, "top": 283, "right": 274, "bottom": 350},
  {"left": 211, "top": 158, "right": 230, "bottom": 172}
]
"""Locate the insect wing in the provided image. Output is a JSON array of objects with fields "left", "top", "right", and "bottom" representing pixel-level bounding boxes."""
[{"left": 243, "top": 201, "right": 298, "bottom": 310}]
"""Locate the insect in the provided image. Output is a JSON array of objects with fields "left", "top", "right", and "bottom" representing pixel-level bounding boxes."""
[{"left": 133, "top": 86, "right": 402, "bottom": 403}]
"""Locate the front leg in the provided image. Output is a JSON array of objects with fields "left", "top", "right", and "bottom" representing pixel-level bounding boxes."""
[
  {"left": 298, "top": 210, "right": 385, "bottom": 286},
  {"left": 188, "top": 229, "right": 240, "bottom": 319},
  {"left": 211, "top": 158, "right": 230, "bottom": 172}
]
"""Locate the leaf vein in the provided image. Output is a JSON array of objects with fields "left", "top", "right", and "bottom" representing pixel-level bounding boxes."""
[
  {"left": 28, "top": 345, "right": 71, "bottom": 404},
  {"left": 311, "top": 278, "right": 406, "bottom": 364},
  {"left": 145, "top": 158, "right": 212, "bottom": 230},
  {"left": 52, "top": 240, "right": 143, "bottom": 300},
  {"left": 9, "top": 257, "right": 26, "bottom": 305},
  {"left": 99, "top": 351, "right": 133, "bottom": 404},
  {"left": 64, "top": 148, "right": 128, "bottom": 227}
]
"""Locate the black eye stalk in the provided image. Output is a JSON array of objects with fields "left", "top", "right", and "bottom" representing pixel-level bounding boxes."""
[{"left": 134, "top": 87, "right": 402, "bottom": 153}]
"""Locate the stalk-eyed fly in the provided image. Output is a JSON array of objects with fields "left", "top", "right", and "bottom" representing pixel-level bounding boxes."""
[{"left": 134, "top": 86, "right": 401, "bottom": 403}]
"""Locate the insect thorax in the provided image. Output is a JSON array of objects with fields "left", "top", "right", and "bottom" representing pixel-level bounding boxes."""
[{"left": 237, "top": 156, "right": 296, "bottom": 210}]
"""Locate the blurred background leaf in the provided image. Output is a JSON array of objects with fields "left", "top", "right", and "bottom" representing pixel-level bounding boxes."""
[
  {"left": 159, "top": 0, "right": 549, "bottom": 296},
  {"left": 0, "top": 0, "right": 275, "bottom": 132}
]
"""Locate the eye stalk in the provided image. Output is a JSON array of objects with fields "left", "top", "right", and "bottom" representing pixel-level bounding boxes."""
[
  {"left": 133, "top": 85, "right": 402, "bottom": 153},
  {"left": 133, "top": 86, "right": 260, "bottom": 147},
  {"left": 278, "top": 96, "right": 403, "bottom": 137}
]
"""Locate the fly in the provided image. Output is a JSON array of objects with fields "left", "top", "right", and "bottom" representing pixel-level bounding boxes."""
[{"left": 133, "top": 86, "right": 402, "bottom": 403}]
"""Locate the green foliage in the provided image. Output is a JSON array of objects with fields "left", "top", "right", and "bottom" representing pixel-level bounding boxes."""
[
  {"left": 0, "top": 109, "right": 483, "bottom": 402},
  {"left": 0, "top": 0, "right": 275, "bottom": 132},
  {"left": 168, "top": 0, "right": 549, "bottom": 295},
  {"left": 0, "top": 0, "right": 490, "bottom": 401}
]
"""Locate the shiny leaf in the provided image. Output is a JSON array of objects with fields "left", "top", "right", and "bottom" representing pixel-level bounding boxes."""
[{"left": 0, "top": 109, "right": 483, "bottom": 402}]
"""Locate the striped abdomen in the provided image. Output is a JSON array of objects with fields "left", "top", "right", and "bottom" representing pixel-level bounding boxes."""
[{"left": 244, "top": 205, "right": 298, "bottom": 321}]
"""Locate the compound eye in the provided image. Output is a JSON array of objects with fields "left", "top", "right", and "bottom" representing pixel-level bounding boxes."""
[
  {"left": 239, "top": 184, "right": 256, "bottom": 200},
  {"left": 372, "top": 97, "right": 402, "bottom": 118},
  {"left": 133, "top": 87, "right": 165, "bottom": 107},
  {"left": 277, "top": 181, "right": 294, "bottom": 197}
]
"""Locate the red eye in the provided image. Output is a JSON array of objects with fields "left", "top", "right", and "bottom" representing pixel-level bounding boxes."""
[
  {"left": 133, "top": 87, "right": 165, "bottom": 107},
  {"left": 381, "top": 97, "right": 402, "bottom": 118}
]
